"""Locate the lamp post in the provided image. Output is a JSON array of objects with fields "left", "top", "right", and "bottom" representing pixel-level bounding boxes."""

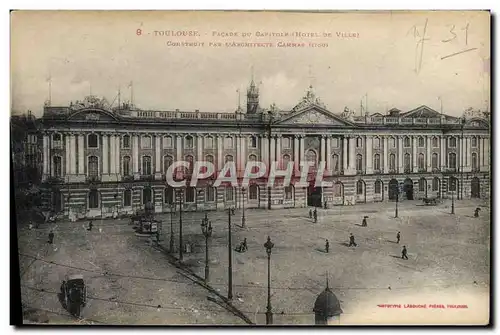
[
  {"left": 176, "top": 189, "right": 184, "bottom": 262},
  {"left": 264, "top": 236, "right": 274, "bottom": 325},
  {"left": 395, "top": 185, "right": 399, "bottom": 218},
  {"left": 241, "top": 187, "right": 246, "bottom": 228},
  {"left": 169, "top": 201, "right": 175, "bottom": 253},
  {"left": 201, "top": 212, "right": 212, "bottom": 283},
  {"left": 451, "top": 184, "right": 455, "bottom": 215},
  {"left": 227, "top": 207, "right": 234, "bottom": 300}
]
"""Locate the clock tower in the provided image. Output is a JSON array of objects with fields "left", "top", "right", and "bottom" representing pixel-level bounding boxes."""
[{"left": 246, "top": 78, "right": 259, "bottom": 114}]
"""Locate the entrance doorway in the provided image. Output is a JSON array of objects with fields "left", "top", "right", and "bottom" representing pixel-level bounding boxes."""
[
  {"left": 471, "top": 177, "right": 480, "bottom": 198},
  {"left": 307, "top": 183, "right": 322, "bottom": 207},
  {"left": 389, "top": 179, "right": 399, "bottom": 201},
  {"left": 403, "top": 178, "right": 414, "bottom": 200}
]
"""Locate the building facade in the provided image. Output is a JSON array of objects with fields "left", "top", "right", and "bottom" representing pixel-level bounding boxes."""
[{"left": 39, "top": 81, "right": 490, "bottom": 219}]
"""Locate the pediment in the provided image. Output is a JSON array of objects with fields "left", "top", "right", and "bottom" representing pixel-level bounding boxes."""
[
  {"left": 403, "top": 105, "right": 441, "bottom": 118},
  {"left": 277, "top": 106, "right": 354, "bottom": 126},
  {"left": 69, "top": 108, "right": 119, "bottom": 122}
]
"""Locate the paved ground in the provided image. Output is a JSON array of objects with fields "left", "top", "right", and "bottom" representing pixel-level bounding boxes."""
[{"left": 17, "top": 198, "right": 490, "bottom": 325}]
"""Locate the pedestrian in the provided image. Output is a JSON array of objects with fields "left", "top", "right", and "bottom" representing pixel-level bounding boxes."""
[
  {"left": 362, "top": 216, "right": 368, "bottom": 227},
  {"left": 474, "top": 207, "right": 481, "bottom": 218},
  {"left": 87, "top": 220, "right": 93, "bottom": 231},
  {"left": 396, "top": 231, "right": 401, "bottom": 244},
  {"left": 324, "top": 201, "right": 327, "bottom": 210},
  {"left": 313, "top": 208, "right": 318, "bottom": 223},
  {"left": 48, "top": 230, "right": 54, "bottom": 244},
  {"left": 401, "top": 245, "right": 408, "bottom": 260},
  {"left": 309, "top": 209, "right": 313, "bottom": 219},
  {"left": 348, "top": 233, "right": 357, "bottom": 247},
  {"left": 325, "top": 239, "right": 330, "bottom": 253}
]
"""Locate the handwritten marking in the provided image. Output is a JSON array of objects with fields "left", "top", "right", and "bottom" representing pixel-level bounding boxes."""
[
  {"left": 441, "top": 47, "right": 478, "bottom": 60},
  {"left": 414, "top": 18, "right": 430, "bottom": 74}
]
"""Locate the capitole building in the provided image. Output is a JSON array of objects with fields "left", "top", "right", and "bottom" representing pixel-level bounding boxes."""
[{"left": 40, "top": 79, "right": 491, "bottom": 219}]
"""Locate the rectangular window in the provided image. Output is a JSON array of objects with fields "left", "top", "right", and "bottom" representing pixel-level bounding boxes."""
[
  {"left": 122, "top": 135, "right": 131, "bottom": 149},
  {"left": 332, "top": 138, "right": 339, "bottom": 148},
  {"left": 225, "top": 187, "right": 234, "bottom": 201},
  {"left": 206, "top": 187, "right": 215, "bottom": 202},
  {"left": 432, "top": 137, "right": 439, "bottom": 148},
  {"left": 285, "top": 186, "right": 293, "bottom": 200},
  {"left": 471, "top": 137, "right": 477, "bottom": 148},
  {"left": 205, "top": 136, "right": 214, "bottom": 149},
  {"left": 141, "top": 136, "right": 152, "bottom": 149},
  {"left": 163, "top": 136, "right": 173, "bottom": 148},
  {"left": 185, "top": 187, "right": 195, "bottom": 203}
]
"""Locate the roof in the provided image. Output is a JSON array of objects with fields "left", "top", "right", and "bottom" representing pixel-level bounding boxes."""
[{"left": 313, "top": 286, "right": 342, "bottom": 317}]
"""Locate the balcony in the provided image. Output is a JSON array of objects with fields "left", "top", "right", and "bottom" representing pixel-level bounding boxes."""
[
  {"left": 87, "top": 175, "right": 101, "bottom": 183},
  {"left": 432, "top": 168, "right": 441, "bottom": 173},
  {"left": 122, "top": 175, "right": 134, "bottom": 181}
]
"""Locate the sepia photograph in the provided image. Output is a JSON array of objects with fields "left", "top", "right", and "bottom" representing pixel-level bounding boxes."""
[{"left": 10, "top": 10, "right": 491, "bottom": 325}]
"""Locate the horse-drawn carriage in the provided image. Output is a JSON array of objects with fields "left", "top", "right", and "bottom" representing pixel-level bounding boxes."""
[
  {"left": 60, "top": 274, "right": 87, "bottom": 318},
  {"left": 422, "top": 197, "right": 439, "bottom": 206}
]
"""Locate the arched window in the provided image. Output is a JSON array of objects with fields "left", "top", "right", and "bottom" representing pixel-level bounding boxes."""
[
  {"left": 418, "top": 153, "right": 425, "bottom": 170},
  {"left": 206, "top": 187, "right": 216, "bottom": 202},
  {"left": 356, "top": 154, "right": 363, "bottom": 172},
  {"left": 88, "top": 133, "right": 98, "bottom": 148},
  {"left": 123, "top": 156, "right": 131, "bottom": 176},
  {"left": 448, "top": 137, "right": 457, "bottom": 148},
  {"left": 53, "top": 156, "right": 62, "bottom": 177},
  {"left": 356, "top": 180, "right": 364, "bottom": 195},
  {"left": 88, "top": 156, "right": 99, "bottom": 177},
  {"left": 332, "top": 154, "right": 339, "bottom": 172},
  {"left": 249, "top": 136, "right": 258, "bottom": 148},
  {"left": 306, "top": 150, "right": 317, "bottom": 167},
  {"left": 418, "top": 136, "right": 425, "bottom": 148},
  {"left": 334, "top": 182, "right": 343, "bottom": 197},
  {"left": 282, "top": 154, "right": 291, "bottom": 169},
  {"left": 225, "top": 155, "right": 234, "bottom": 163},
  {"left": 471, "top": 137, "right": 478, "bottom": 148},
  {"left": 163, "top": 135, "right": 173, "bottom": 148},
  {"left": 282, "top": 137, "right": 290, "bottom": 149},
  {"left": 471, "top": 153, "right": 478, "bottom": 170},
  {"left": 164, "top": 187, "right": 173, "bottom": 204},
  {"left": 206, "top": 154, "right": 214, "bottom": 164},
  {"left": 432, "top": 177, "right": 440, "bottom": 191},
  {"left": 390, "top": 137, "right": 396, "bottom": 148},
  {"left": 225, "top": 187, "right": 235, "bottom": 201},
  {"left": 142, "top": 187, "right": 152, "bottom": 205},
  {"left": 356, "top": 137, "right": 363, "bottom": 148},
  {"left": 404, "top": 153, "right": 411, "bottom": 171},
  {"left": 142, "top": 156, "right": 152, "bottom": 175},
  {"left": 249, "top": 185, "right": 258, "bottom": 200},
  {"left": 123, "top": 189, "right": 132, "bottom": 207},
  {"left": 284, "top": 185, "right": 293, "bottom": 200},
  {"left": 373, "top": 154, "right": 380, "bottom": 171},
  {"left": 141, "top": 135, "right": 152, "bottom": 149},
  {"left": 373, "top": 137, "right": 380, "bottom": 149},
  {"left": 185, "top": 155, "right": 194, "bottom": 174},
  {"left": 403, "top": 136, "right": 411, "bottom": 148},
  {"left": 375, "top": 180, "right": 382, "bottom": 194},
  {"left": 204, "top": 136, "right": 214, "bottom": 149},
  {"left": 249, "top": 154, "right": 258, "bottom": 173},
  {"left": 419, "top": 178, "right": 426, "bottom": 192},
  {"left": 88, "top": 190, "right": 99, "bottom": 209},
  {"left": 432, "top": 136, "right": 439, "bottom": 148},
  {"left": 122, "top": 135, "right": 131, "bottom": 149},
  {"left": 163, "top": 155, "right": 173, "bottom": 173},
  {"left": 448, "top": 153, "right": 457, "bottom": 169},
  {"left": 185, "top": 187, "right": 195, "bottom": 203},
  {"left": 389, "top": 153, "right": 396, "bottom": 171},
  {"left": 224, "top": 136, "right": 234, "bottom": 149},
  {"left": 185, "top": 135, "right": 194, "bottom": 149},
  {"left": 432, "top": 153, "right": 439, "bottom": 169}
]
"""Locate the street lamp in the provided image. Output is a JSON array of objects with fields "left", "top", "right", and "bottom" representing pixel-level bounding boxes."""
[
  {"left": 264, "top": 236, "right": 274, "bottom": 325},
  {"left": 176, "top": 189, "right": 184, "bottom": 262},
  {"left": 451, "top": 182, "right": 455, "bottom": 215},
  {"left": 227, "top": 207, "right": 234, "bottom": 300},
  {"left": 201, "top": 212, "right": 212, "bottom": 283},
  {"left": 241, "top": 187, "right": 246, "bottom": 228},
  {"left": 395, "top": 185, "right": 399, "bottom": 218}
]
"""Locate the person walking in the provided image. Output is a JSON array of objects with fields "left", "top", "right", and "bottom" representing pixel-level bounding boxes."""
[
  {"left": 401, "top": 245, "right": 409, "bottom": 260},
  {"left": 87, "top": 220, "right": 93, "bottom": 231},
  {"left": 325, "top": 239, "right": 330, "bottom": 253},
  {"left": 48, "top": 230, "right": 55, "bottom": 244},
  {"left": 309, "top": 209, "right": 313, "bottom": 219},
  {"left": 313, "top": 208, "right": 318, "bottom": 223},
  {"left": 362, "top": 216, "right": 368, "bottom": 227},
  {"left": 474, "top": 207, "right": 481, "bottom": 218},
  {"left": 396, "top": 231, "right": 401, "bottom": 244},
  {"left": 348, "top": 233, "right": 357, "bottom": 247}
]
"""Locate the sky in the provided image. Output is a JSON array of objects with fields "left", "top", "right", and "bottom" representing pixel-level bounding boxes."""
[{"left": 10, "top": 10, "right": 490, "bottom": 117}]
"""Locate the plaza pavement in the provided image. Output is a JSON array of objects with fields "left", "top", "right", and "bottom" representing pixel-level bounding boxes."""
[{"left": 17, "top": 199, "right": 490, "bottom": 325}]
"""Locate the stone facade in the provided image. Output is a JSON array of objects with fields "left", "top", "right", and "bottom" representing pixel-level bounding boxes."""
[{"left": 40, "top": 86, "right": 491, "bottom": 218}]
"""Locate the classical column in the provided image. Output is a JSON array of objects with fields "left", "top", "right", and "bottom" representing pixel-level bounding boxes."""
[
  {"left": 65, "top": 134, "right": 70, "bottom": 176},
  {"left": 78, "top": 134, "right": 85, "bottom": 175},
  {"left": 461, "top": 136, "right": 466, "bottom": 172},
  {"left": 270, "top": 135, "right": 276, "bottom": 165},
  {"left": 299, "top": 135, "right": 305, "bottom": 165},
  {"left": 240, "top": 136, "right": 246, "bottom": 173},
  {"left": 326, "top": 136, "right": 332, "bottom": 171},
  {"left": 155, "top": 134, "right": 161, "bottom": 178},
  {"left": 262, "top": 135, "right": 269, "bottom": 167},
  {"left": 366, "top": 136, "right": 373, "bottom": 174},
  {"left": 217, "top": 135, "right": 223, "bottom": 171},
  {"left": 70, "top": 134, "right": 77, "bottom": 174},
  {"left": 176, "top": 134, "right": 183, "bottom": 162},
  {"left": 275, "top": 135, "right": 281, "bottom": 168},
  {"left": 109, "top": 134, "right": 116, "bottom": 174},
  {"left": 426, "top": 136, "right": 432, "bottom": 172},
  {"left": 348, "top": 136, "right": 356, "bottom": 174},
  {"left": 342, "top": 136, "right": 348, "bottom": 172},
  {"left": 197, "top": 134, "right": 203, "bottom": 163},
  {"left": 320, "top": 135, "right": 325, "bottom": 165},
  {"left": 102, "top": 134, "right": 109, "bottom": 175},
  {"left": 236, "top": 135, "right": 242, "bottom": 174},
  {"left": 115, "top": 134, "right": 121, "bottom": 177},
  {"left": 397, "top": 136, "right": 403, "bottom": 173},
  {"left": 412, "top": 136, "right": 418, "bottom": 172},
  {"left": 293, "top": 136, "right": 299, "bottom": 172},
  {"left": 383, "top": 136, "right": 388, "bottom": 173},
  {"left": 464, "top": 137, "right": 471, "bottom": 171},
  {"left": 132, "top": 134, "right": 139, "bottom": 175},
  {"left": 481, "top": 137, "right": 489, "bottom": 171},
  {"left": 440, "top": 136, "right": 446, "bottom": 170}
]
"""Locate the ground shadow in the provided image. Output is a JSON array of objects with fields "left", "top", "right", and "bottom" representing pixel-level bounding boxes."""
[
  {"left": 390, "top": 255, "right": 402, "bottom": 259},
  {"left": 354, "top": 224, "right": 365, "bottom": 227},
  {"left": 314, "top": 248, "right": 328, "bottom": 253},
  {"left": 339, "top": 242, "right": 350, "bottom": 247},
  {"left": 385, "top": 239, "right": 398, "bottom": 244}
]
